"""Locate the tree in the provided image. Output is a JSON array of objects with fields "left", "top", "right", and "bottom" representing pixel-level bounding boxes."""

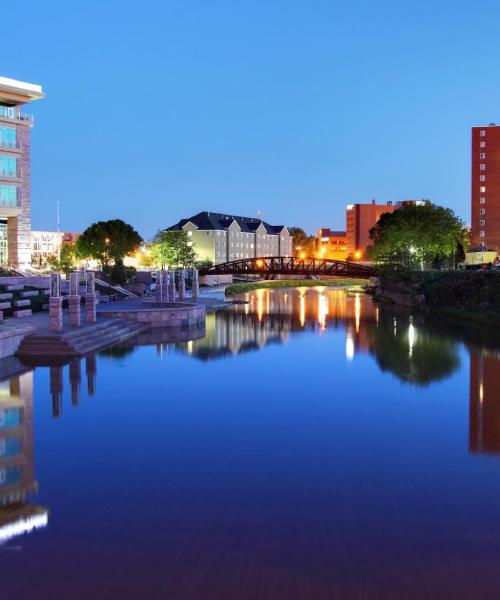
[
  {"left": 288, "top": 227, "right": 316, "bottom": 258},
  {"left": 150, "top": 230, "right": 198, "bottom": 268},
  {"left": 47, "top": 243, "right": 77, "bottom": 275},
  {"left": 367, "top": 204, "right": 465, "bottom": 270},
  {"left": 76, "top": 219, "right": 142, "bottom": 268}
]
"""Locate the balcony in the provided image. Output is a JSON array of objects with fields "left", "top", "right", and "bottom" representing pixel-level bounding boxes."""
[{"left": 0, "top": 106, "right": 34, "bottom": 125}]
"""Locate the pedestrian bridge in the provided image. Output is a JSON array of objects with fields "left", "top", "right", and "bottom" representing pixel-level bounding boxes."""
[{"left": 199, "top": 256, "right": 375, "bottom": 278}]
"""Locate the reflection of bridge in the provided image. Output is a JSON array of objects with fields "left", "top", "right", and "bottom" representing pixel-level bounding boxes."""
[{"left": 199, "top": 256, "right": 375, "bottom": 278}]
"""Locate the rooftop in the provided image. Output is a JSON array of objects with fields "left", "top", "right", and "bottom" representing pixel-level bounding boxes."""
[
  {"left": 0, "top": 76, "right": 45, "bottom": 105},
  {"left": 169, "top": 211, "right": 287, "bottom": 235}
]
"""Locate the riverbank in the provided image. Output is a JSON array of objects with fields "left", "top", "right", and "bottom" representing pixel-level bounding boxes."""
[
  {"left": 371, "top": 269, "right": 500, "bottom": 326},
  {"left": 224, "top": 278, "right": 367, "bottom": 295}
]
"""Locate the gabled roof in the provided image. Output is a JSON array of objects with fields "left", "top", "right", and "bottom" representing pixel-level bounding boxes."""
[{"left": 168, "top": 212, "right": 288, "bottom": 235}]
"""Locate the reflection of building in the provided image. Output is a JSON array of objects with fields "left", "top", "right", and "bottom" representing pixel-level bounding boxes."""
[
  {"left": 31, "top": 231, "right": 80, "bottom": 265},
  {"left": 0, "top": 371, "right": 48, "bottom": 543},
  {"left": 168, "top": 212, "right": 293, "bottom": 264},
  {"left": 469, "top": 350, "right": 500, "bottom": 454},
  {"left": 0, "top": 76, "right": 45, "bottom": 267},
  {"left": 316, "top": 229, "right": 347, "bottom": 260}
]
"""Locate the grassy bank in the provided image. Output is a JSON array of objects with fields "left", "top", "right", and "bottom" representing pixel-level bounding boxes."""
[{"left": 225, "top": 279, "right": 367, "bottom": 295}]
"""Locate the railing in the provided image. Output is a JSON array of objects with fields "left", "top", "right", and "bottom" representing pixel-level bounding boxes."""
[
  {"left": 0, "top": 107, "right": 34, "bottom": 125},
  {"left": 0, "top": 140, "right": 19, "bottom": 150}
]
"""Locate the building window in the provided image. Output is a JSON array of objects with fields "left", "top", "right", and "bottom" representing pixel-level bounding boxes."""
[
  {"left": 480, "top": 141, "right": 486, "bottom": 148},
  {"left": 480, "top": 175, "right": 486, "bottom": 181},
  {"left": 480, "top": 186, "right": 486, "bottom": 193},
  {"left": 0, "top": 185, "right": 17, "bottom": 207},
  {"left": 480, "top": 130, "right": 486, "bottom": 136},
  {"left": 480, "top": 231, "right": 486, "bottom": 237},
  {"left": 480, "top": 209, "right": 486, "bottom": 215},
  {"left": 480, "top": 153, "right": 486, "bottom": 159},
  {"left": 480, "top": 164, "right": 486, "bottom": 170},
  {"left": 480, "top": 197, "right": 486, "bottom": 203},
  {"left": 187, "top": 230, "right": 192, "bottom": 237},
  {"left": 0, "top": 156, "right": 17, "bottom": 177},
  {"left": 0, "top": 126, "right": 16, "bottom": 148},
  {"left": 480, "top": 220, "right": 486, "bottom": 226}
]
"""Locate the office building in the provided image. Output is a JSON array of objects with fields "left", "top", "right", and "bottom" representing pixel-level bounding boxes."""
[
  {"left": 0, "top": 76, "right": 44, "bottom": 267},
  {"left": 316, "top": 228, "right": 347, "bottom": 260},
  {"left": 168, "top": 211, "right": 293, "bottom": 264},
  {"left": 471, "top": 124, "right": 500, "bottom": 251}
]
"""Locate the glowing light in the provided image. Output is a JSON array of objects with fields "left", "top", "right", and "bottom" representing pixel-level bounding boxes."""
[
  {"left": 299, "top": 291, "right": 306, "bottom": 327},
  {"left": 345, "top": 327, "right": 354, "bottom": 361},
  {"left": 299, "top": 252, "right": 306, "bottom": 260},
  {"left": 355, "top": 293, "right": 361, "bottom": 333},
  {"left": 354, "top": 251, "right": 362, "bottom": 260},
  {"left": 346, "top": 204, "right": 354, "bottom": 210},
  {"left": 408, "top": 320, "right": 416, "bottom": 357},
  {"left": 318, "top": 293, "right": 329, "bottom": 331},
  {"left": 256, "top": 288, "right": 264, "bottom": 321},
  {"left": 479, "top": 382, "right": 484, "bottom": 404},
  {"left": 256, "top": 259, "right": 264, "bottom": 268}
]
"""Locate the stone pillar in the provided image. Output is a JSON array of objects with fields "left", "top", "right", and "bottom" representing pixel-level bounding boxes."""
[
  {"left": 161, "top": 270, "right": 169, "bottom": 302},
  {"left": 191, "top": 268, "right": 199, "bottom": 299},
  {"left": 68, "top": 272, "right": 81, "bottom": 328},
  {"left": 49, "top": 273, "right": 63, "bottom": 332},
  {"left": 178, "top": 270, "right": 185, "bottom": 301},
  {"left": 155, "top": 270, "right": 163, "bottom": 302},
  {"left": 86, "top": 353, "right": 96, "bottom": 396},
  {"left": 50, "top": 365, "right": 63, "bottom": 418},
  {"left": 85, "top": 271, "right": 96, "bottom": 323},
  {"left": 69, "top": 359, "right": 81, "bottom": 406},
  {"left": 168, "top": 271, "right": 176, "bottom": 302}
]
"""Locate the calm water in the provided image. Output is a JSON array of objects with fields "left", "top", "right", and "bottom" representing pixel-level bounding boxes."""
[{"left": 1, "top": 287, "right": 500, "bottom": 599}]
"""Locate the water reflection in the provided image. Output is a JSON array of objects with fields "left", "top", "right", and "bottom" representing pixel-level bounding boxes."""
[
  {"left": 469, "top": 349, "right": 500, "bottom": 454},
  {"left": 0, "top": 372, "right": 47, "bottom": 544}
]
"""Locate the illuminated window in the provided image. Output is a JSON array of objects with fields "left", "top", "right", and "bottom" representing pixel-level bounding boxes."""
[
  {"left": 187, "top": 230, "right": 192, "bottom": 236},
  {"left": 480, "top": 209, "right": 486, "bottom": 215},
  {"left": 480, "top": 164, "right": 486, "bottom": 170},
  {"left": 480, "top": 175, "right": 486, "bottom": 181},
  {"left": 480, "top": 197, "right": 486, "bottom": 203},
  {"left": 480, "top": 130, "right": 486, "bottom": 136},
  {"left": 480, "top": 231, "right": 486, "bottom": 237},
  {"left": 480, "top": 141, "right": 486, "bottom": 148},
  {"left": 480, "top": 186, "right": 486, "bottom": 192}
]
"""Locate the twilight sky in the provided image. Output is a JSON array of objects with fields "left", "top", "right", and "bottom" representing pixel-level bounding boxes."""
[{"left": 5, "top": 0, "right": 500, "bottom": 238}]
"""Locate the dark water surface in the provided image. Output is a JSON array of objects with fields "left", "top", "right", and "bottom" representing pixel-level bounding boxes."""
[{"left": 1, "top": 287, "right": 500, "bottom": 599}]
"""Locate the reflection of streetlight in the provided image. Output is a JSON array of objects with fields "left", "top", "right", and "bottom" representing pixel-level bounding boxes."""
[
  {"left": 354, "top": 250, "right": 362, "bottom": 260},
  {"left": 299, "top": 251, "right": 306, "bottom": 260}
]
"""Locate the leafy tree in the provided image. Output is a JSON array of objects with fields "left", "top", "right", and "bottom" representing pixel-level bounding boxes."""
[
  {"left": 288, "top": 227, "right": 316, "bottom": 258},
  {"left": 368, "top": 204, "right": 465, "bottom": 270},
  {"left": 151, "top": 230, "right": 197, "bottom": 268},
  {"left": 76, "top": 219, "right": 142, "bottom": 268},
  {"left": 47, "top": 243, "right": 77, "bottom": 275}
]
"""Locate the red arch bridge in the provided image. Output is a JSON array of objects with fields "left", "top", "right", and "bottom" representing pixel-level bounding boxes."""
[{"left": 198, "top": 256, "right": 375, "bottom": 278}]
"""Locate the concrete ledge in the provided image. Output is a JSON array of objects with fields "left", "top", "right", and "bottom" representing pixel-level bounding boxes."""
[
  {"left": 14, "top": 299, "right": 31, "bottom": 307},
  {"left": 0, "top": 302, "right": 11, "bottom": 310},
  {"left": 0, "top": 322, "right": 35, "bottom": 358},
  {"left": 0, "top": 293, "right": 13, "bottom": 300},
  {"left": 13, "top": 309, "right": 32, "bottom": 318},
  {"left": 21, "top": 290, "right": 39, "bottom": 298},
  {"left": 98, "top": 302, "right": 206, "bottom": 329}
]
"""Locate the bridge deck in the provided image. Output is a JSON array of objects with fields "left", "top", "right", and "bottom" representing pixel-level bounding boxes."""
[{"left": 199, "top": 256, "right": 374, "bottom": 278}]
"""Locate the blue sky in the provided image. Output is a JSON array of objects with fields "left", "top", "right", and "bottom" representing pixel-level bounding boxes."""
[{"left": 5, "top": 0, "right": 500, "bottom": 238}]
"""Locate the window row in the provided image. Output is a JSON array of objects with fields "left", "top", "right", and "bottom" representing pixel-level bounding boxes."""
[
  {"left": 0, "top": 126, "right": 16, "bottom": 148},
  {"left": 0, "top": 156, "right": 17, "bottom": 177},
  {"left": 0, "top": 185, "right": 17, "bottom": 206}
]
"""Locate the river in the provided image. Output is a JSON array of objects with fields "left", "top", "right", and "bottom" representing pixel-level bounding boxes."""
[{"left": 1, "top": 287, "right": 499, "bottom": 599}]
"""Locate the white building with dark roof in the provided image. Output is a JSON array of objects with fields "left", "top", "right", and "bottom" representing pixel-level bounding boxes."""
[{"left": 168, "top": 212, "right": 292, "bottom": 264}]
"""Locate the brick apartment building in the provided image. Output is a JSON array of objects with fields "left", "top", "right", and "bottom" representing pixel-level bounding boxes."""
[
  {"left": 0, "top": 76, "right": 44, "bottom": 268},
  {"left": 471, "top": 124, "right": 500, "bottom": 252},
  {"left": 346, "top": 199, "right": 428, "bottom": 257}
]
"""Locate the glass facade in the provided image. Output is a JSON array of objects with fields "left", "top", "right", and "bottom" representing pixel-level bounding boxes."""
[
  {"left": 0, "top": 185, "right": 17, "bottom": 207},
  {"left": 0, "top": 156, "right": 17, "bottom": 177},
  {"left": 0, "top": 126, "right": 16, "bottom": 148}
]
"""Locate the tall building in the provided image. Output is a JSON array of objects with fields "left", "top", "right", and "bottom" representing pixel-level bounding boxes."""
[
  {"left": 346, "top": 199, "right": 429, "bottom": 258},
  {"left": 471, "top": 124, "right": 500, "bottom": 251},
  {"left": 0, "top": 76, "right": 44, "bottom": 268},
  {"left": 346, "top": 200, "right": 395, "bottom": 257},
  {"left": 168, "top": 212, "right": 293, "bottom": 264},
  {"left": 31, "top": 230, "right": 80, "bottom": 266}
]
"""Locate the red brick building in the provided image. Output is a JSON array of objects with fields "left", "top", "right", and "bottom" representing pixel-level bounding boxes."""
[
  {"left": 316, "top": 228, "right": 347, "bottom": 260},
  {"left": 346, "top": 200, "right": 395, "bottom": 257},
  {"left": 471, "top": 124, "right": 500, "bottom": 251}
]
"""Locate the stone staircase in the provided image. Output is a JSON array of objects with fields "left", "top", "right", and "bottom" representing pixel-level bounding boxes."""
[{"left": 17, "top": 319, "right": 147, "bottom": 360}]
